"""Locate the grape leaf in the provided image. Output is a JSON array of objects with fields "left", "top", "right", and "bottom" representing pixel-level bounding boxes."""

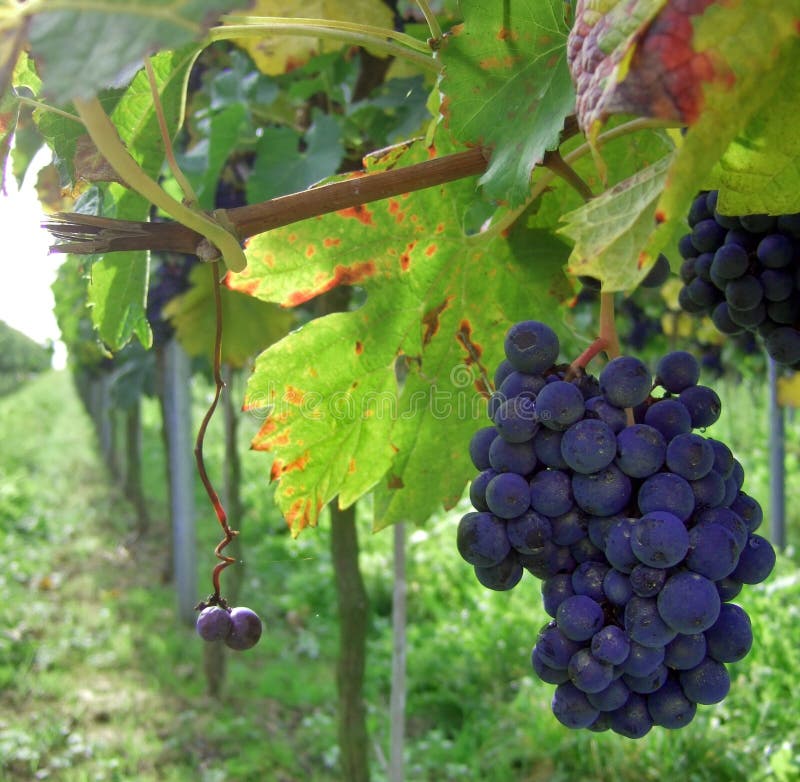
[
  {"left": 228, "top": 141, "right": 572, "bottom": 534},
  {"left": 26, "top": 0, "right": 251, "bottom": 102},
  {"left": 646, "top": 3, "right": 799, "bottom": 259},
  {"left": 438, "top": 0, "right": 575, "bottom": 206},
  {"left": 163, "top": 263, "right": 295, "bottom": 367},
  {"left": 558, "top": 154, "right": 672, "bottom": 290},
  {"left": 233, "top": 0, "right": 394, "bottom": 75},
  {"left": 709, "top": 64, "right": 800, "bottom": 216},
  {"left": 246, "top": 109, "right": 345, "bottom": 202},
  {"left": 86, "top": 47, "right": 200, "bottom": 350}
]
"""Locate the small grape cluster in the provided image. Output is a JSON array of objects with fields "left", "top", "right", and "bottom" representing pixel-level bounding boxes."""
[
  {"left": 147, "top": 256, "right": 198, "bottom": 347},
  {"left": 196, "top": 603, "right": 263, "bottom": 651},
  {"left": 458, "top": 320, "right": 776, "bottom": 737},
  {"left": 676, "top": 191, "right": 800, "bottom": 366}
]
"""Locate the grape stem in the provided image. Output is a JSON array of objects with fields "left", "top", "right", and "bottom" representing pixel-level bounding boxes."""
[
  {"left": 193, "top": 261, "right": 239, "bottom": 600},
  {"left": 568, "top": 292, "right": 621, "bottom": 374}
]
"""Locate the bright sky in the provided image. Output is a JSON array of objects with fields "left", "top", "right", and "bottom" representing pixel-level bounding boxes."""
[{"left": 0, "top": 150, "right": 67, "bottom": 369}]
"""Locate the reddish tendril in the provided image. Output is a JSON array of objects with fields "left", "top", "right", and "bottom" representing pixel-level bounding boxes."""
[{"left": 194, "top": 261, "right": 238, "bottom": 601}]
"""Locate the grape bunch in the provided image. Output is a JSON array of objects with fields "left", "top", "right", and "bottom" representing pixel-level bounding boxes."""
[
  {"left": 147, "top": 255, "right": 198, "bottom": 347},
  {"left": 458, "top": 320, "right": 776, "bottom": 737},
  {"left": 196, "top": 604, "right": 263, "bottom": 651},
  {"left": 676, "top": 190, "right": 800, "bottom": 366}
]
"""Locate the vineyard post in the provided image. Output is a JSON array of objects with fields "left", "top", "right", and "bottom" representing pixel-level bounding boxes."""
[
  {"left": 390, "top": 521, "right": 407, "bottom": 782},
  {"left": 767, "top": 356, "right": 786, "bottom": 550},
  {"left": 161, "top": 337, "right": 198, "bottom": 624}
]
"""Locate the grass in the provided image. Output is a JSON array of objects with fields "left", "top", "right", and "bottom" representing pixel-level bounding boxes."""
[{"left": 1, "top": 368, "right": 799, "bottom": 781}]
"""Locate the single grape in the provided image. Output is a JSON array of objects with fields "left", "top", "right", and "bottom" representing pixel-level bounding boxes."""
[
  {"left": 730, "top": 492, "right": 763, "bottom": 533},
  {"left": 552, "top": 682, "right": 600, "bottom": 729},
  {"left": 694, "top": 507, "right": 748, "bottom": 552},
  {"left": 491, "top": 395, "right": 538, "bottom": 443},
  {"left": 615, "top": 424, "right": 666, "bottom": 479},
  {"left": 507, "top": 509, "right": 552, "bottom": 554},
  {"left": 572, "top": 464, "right": 632, "bottom": 517},
  {"left": 765, "top": 327, "right": 800, "bottom": 365},
  {"left": 504, "top": 321, "right": 560, "bottom": 374},
  {"left": 657, "top": 571, "right": 720, "bottom": 634},
  {"left": 457, "top": 512, "right": 510, "bottom": 567},
  {"left": 474, "top": 555, "right": 523, "bottom": 591},
  {"left": 625, "top": 596, "right": 678, "bottom": 647},
  {"left": 609, "top": 692, "right": 653, "bottom": 738},
  {"left": 533, "top": 427, "right": 568, "bottom": 468},
  {"left": 536, "top": 380, "right": 586, "bottom": 431},
  {"left": 550, "top": 508, "right": 588, "bottom": 546},
  {"left": 643, "top": 399, "right": 693, "bottom": 441},
  {"left": 664, "top": 632, "right": 707, "bottom": 670},
  {"left": 620, "top": 642, "right": 665, "bottom": 677},
  {"left": 730, "top": 534, "right": 776, "bottom": 584},
  {"left": 678, "top": 385, "right": 721, "bottom": 428},
  {"left": 196, "top": 606, "right": 233, "bottom": 642},
  {"left": 604, "top": 517, "right": 638, "bottom": 573},
  {"left": 599, "top": 356, "right": 652, "bottom": 408},
  {"left": 715, "top": 576, "right": 743, "bottom": 602},
  {"left": 603, "top": 568, "right": 634, "bottom": 606},
  {"left": 591, "top": 625, "right": 631, "bottom": 665},
  {"left": 529, "top": 469, "right": 574, "bottom": 517},
  {"left": 689, "top": 470, "right": 727, "bottom": 510},
  {"left": 541, "top": 574, "right": 575, "bottom": 617},
  {"left": 225, "top": 607, "right": 263, "bottom": 651},
  {"left": 568, "top": 648, "right": 615, "bottom": 693},
  {"left": 560, "top": 419, "right": 617, "bottom": 474},
  {"left": 499, "top": 370, "right": 547, "bottom": 400},
  {"left": 640, "top": 254, "right": 671, "bottom": 288},
  {"left": 571, "top": 561, "right": 610, "bottom": 603},
  {"left": 759, "top": 269, "right": 793, "bottom": 302},
  {"left": 488, "top": 436, "right": 537, "bottom": 475},
  {"left": 469, "top": 426, "right": 497, "bottom": 470},
  {"left": 587, "top": 678, "right": 631, "bottom": 712},
  {"left": 729, "top": 302, "right": 767, "bottom": 329},
  {"left": 679, "top": 657, "right": 730, "bottom": 704},
  {"left": 584, "top": 396, "right": 628, "bottom": 433},
  {"left": 623, "top": 662, "right": 668, "bottom": 694},
  {"left": 536, "top": 622, "right": 583, "bottom": 669},
  {"left": 711, "top": 301, "right": 744, "bottom": 335},
  {"left": 485, "top": 472, "right": 531, "bottom": 519},
  {"left": 493, "top": 359, "right": 515, "bottom": 388},
  {"left": 637, "top": 472, "right": 696, "bottom": 522},
  {"left": 532, "top": 646, "right": 571, "bottom": 684},
  {"left": 691, "top": 219, "right": 727, "bottom": 253},
  {"left": 705, "top": 603, "right": 753, "bottom": 663},
  {"left": 711, "top": 243, "right": 749, "bottom": 279},
  {"left": 556, "top": 595, "right": 603, "bottom": 641},
  {"left": 726, "top": 275, "right": 764, "bottom": 311},
  {"left": 629, "top": 564, "right": 668, "bottom": 598},
  {"left": 757, "top": 233, "right": 794, "bottom": 267},
  {"left": 630, "top": 510, "right": 690, "bottom": 568},
  {"left": 685, "top": 522, "right": 739, "bottom": 580},
  {"left": 656, "top": 351, "right": 700, "bottom": 393},
  {"left": 647, "top": 677, "right": 697, "bottom": 729},
  {"left": 665, "top": 432, "right": 715, "bottom": 481},
  {"left": 468, "top": 468, "right": 497, "bottom": 511}
]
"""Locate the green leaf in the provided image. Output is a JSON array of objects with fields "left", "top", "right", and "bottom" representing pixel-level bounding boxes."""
[
  {"left": 86, "top": 46, "right": 199, "bottom": 350},
  {"left": 559, "top": 154, "right": 672, "bottom": 290},
  {"left": 228, "top": 141, "right": 572, "bottom": 534},
  {"left": 246, "top": 110, "right": 345, "bottom": 202},
  {"left": 163, "top": 263, "right": 295, "bottom": 367},
  {"left": 178, "top": 102, "right": 249, "bottom": 209},
  {"left": 710, "top": 63, "right": 800, "bottom": 215},
  {"left": 26, "top": 0, "right": 250, "bottom": 102},
  {"left": 438, "top": 0, "right": 575, "bottom": 206},
  {"left": 647, "top": 4, "right": 799, "bottom": 260}
]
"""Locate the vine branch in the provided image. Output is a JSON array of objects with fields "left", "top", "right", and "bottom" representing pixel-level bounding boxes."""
[{"left": 45, "top": 146, "right": 490, "bottom": 255}]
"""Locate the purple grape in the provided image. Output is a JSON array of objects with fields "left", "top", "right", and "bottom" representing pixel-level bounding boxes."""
[
  {"left": 705, "top": 603, "right": 753, "bottom": 663},
  {"left": 196, "top": 606, "right": 233, "bottom": 642},
  {"left": 679, "top": 657, "right": 730, "bottom": 704},
  {"left": 556, "top": 595, "right": 604, "bottom": 642},
  {"left": 657, "top": 571, "right": 720, "bottom": 634},
  {"left": 647, "top": 677, "right": 697, "bottom": 729},
  {"left": 225, "top": 607, "right": 263, "bottom": 651},
  {"left": 457, "top": 512, "right": 510, "bottom": 567}
]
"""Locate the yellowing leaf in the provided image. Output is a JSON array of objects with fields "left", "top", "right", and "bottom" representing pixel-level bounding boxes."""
[
  {"left": 234, "top": 0, "right": 394, "bottom": 75},
  {"left": 164, "top": 263, "right": 295, "bottom": 367}
]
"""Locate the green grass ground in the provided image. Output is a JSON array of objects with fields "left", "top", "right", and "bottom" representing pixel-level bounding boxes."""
[{"left": 1, "top": 369, "right": 799, "bottom": 781}]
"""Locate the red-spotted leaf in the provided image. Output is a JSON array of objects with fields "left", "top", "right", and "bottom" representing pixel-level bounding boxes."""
[
  {"left": 438, "top": 0, "right": 575, "bottom": 206},
  {"left": 228, "top": 141, "right": 572, "bottom": 534}
]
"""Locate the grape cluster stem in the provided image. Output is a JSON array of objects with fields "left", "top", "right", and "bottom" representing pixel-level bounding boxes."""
[{"left": 193, "top": 261, "right": 239, "bottom": 600}]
